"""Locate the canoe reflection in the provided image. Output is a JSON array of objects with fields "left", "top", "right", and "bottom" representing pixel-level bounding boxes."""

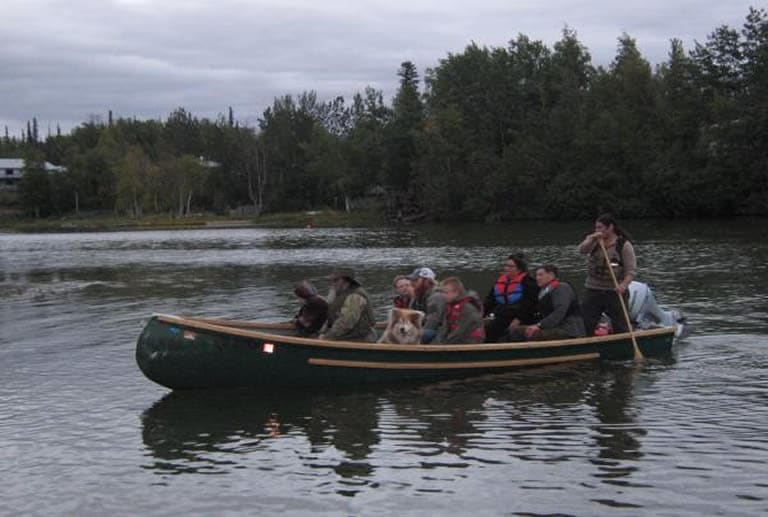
[{"left": 141, "top": 361, "right": 668, "bottom": 481}]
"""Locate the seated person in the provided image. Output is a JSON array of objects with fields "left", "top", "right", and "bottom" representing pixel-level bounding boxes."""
[
  {"left": 407, "top": 267, "right": 446, "bottom": 343},
  {"left": 628, "top": 281, "right": 687, "bottom": 337},
  {"left": 434, "top": 277, "right": 485, "bottom": 344},
  {"left": 628, "top": 281, "right": 684, "bottom": 327},
  {"left": 319, "top": 268, "right": 376, "bottom": 342},
  {"left": 511, "top": 264, "right": 585, "bottom": 341},
  {"left": 392, "top": 275, "right": 413, "bottom": 309},
  {"left": 292, "top": 281, "right": 328, "bottom": 337},
  {"left": 483, "top": 253, "right": 539, "bottom": 342}
]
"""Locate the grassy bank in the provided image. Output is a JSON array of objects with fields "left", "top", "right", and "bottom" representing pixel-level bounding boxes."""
[{"left": 0, "top": 210, "right": 387, "bottom": 233}]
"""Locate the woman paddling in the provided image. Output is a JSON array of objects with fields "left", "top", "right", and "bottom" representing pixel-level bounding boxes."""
[{"left": 578, "top": 213, "right": 637, "bottom": 335}]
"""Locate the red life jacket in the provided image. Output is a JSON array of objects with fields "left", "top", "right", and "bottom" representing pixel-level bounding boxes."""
[
  {"left": 493, "top": 271, "right": 527, "bottom": 305},
  {"left": 447, "top": 296, "right": 485, "bottom": 341}
]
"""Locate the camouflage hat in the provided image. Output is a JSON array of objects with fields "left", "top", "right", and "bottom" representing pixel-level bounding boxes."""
[{"left": 329, "top": 268, "right": 359, "bottom": 284}]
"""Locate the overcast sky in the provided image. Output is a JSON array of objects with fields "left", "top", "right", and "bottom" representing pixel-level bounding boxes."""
[{"left": 0, "top": 0, "right": 759, "bottom": 138}]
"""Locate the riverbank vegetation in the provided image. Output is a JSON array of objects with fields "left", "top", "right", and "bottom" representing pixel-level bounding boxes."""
[
  {"left": 2, "top": 7, "right": 766, "bottom": 223},
  {"left": 0, "top": 210, "right": 384, "bottom": 233}
]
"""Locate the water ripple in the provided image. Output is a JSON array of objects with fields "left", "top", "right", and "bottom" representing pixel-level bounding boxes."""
[{"left": 2, "top": 224, "right": 768, "bottom": 515}]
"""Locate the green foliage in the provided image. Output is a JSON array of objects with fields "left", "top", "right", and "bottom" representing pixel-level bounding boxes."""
[
  {"left": 4, "top": 7, "right": 767, "bottom": 221},
  {"left": 18, "top": 150, "right": 51, "bottom": 218}
]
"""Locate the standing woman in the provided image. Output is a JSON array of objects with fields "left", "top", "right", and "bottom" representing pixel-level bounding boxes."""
[{"left": 578, "top": 213, "right": 636, "bottom": 334}]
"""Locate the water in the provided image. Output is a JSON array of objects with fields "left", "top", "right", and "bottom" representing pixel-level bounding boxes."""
[{"left": 1, "top": 220, "right": 767, "bottom": 516}]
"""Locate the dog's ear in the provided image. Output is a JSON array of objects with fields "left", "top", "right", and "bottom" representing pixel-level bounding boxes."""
[
  {"left": 411, "top": 310, "right": 426, "bottom": 327},
  {"left": 389, "top": 308, "right": 400, "bottom": 324}
]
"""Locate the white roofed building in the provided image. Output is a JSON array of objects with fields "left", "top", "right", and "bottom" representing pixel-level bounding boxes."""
[{"left": 0, "top": 158, "right": 66, "bottom": 190}]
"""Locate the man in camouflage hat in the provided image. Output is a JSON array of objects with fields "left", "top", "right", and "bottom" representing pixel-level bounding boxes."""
[{"left": 319, "top": 268, "right": 376, "bottom": 342}]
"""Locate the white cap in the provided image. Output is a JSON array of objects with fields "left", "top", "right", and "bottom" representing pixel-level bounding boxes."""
[{"left": 407, "top": 267, "right": 436, "bottom": 280}]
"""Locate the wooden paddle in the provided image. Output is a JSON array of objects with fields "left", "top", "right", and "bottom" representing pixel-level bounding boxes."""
[{"left": 598, "top": 238, "right": 644, "bottom": 361}]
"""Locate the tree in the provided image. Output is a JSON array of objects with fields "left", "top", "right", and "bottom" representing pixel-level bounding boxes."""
[
  {"left": 385, "top": 61, "right": 424, "bottom": 192},
  {"left": 115, "top": 146, "right": 152, "bottom": 217},
  {"left": 18, "top": 150, "right": 51, "bottom": 218},
  {"left": 162, "top": 155, "right": 208, "bottom": 217}
]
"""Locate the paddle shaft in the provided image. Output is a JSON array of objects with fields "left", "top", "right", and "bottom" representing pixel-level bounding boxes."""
[{"left": 598, "top": 238, "right": 644, "bottom": 361}]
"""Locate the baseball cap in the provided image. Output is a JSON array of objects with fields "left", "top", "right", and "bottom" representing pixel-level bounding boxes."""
[{"left": 407, "top": 267, "right": 436, "bottom": 280}]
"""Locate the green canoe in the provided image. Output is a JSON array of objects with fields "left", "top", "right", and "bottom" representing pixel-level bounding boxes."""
[{"left": 135, "top": 314, "right": 676, "bottom": 390}]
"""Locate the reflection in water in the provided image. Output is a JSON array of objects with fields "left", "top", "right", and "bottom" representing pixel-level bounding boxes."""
[
  {"left": 141, "top": 389, "right": 308, "bottom": 474},
  {"left": 141, "top": 387, "right": 382, "bottom": 480},
  {"left": 141, "top": 362, "right": 660, "bottom": 503},
  {"left": 589, "top": 366, "right": 644, "bottom": 485}
]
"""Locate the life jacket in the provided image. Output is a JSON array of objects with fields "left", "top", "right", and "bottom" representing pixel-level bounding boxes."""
[
  {"left": 447, "top": 296, "right": 485, "bottom": 341},
  {"left": 588, "top": 236, "right": 627, "bottom": 283},
  {"left": 493, "top": 271, "right": 527, "bottom": 305}
]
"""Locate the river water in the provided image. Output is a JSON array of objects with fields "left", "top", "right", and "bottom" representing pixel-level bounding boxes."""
[{"left": 1, "top": 220, "right": 767, "bottom": 516}]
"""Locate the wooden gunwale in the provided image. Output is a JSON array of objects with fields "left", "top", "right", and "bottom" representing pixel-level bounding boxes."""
[
  {"left": 307, "top": 353, "right": 601, "bottom": 370},
  {"left": 155, "top": 314, "right": 675, "bottom": 352},
  {"left": 185, "top": 316, "right": 388, "bottom": 330}
]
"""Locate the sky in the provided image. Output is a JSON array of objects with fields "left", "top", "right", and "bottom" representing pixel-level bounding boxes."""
[{"left": 0, "top": 0, "right": 759, "bottom": 138}]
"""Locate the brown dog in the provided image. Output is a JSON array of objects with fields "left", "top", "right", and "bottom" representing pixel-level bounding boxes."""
[{"left": 377, "top": 308, "right": 425, "bottom": 344}]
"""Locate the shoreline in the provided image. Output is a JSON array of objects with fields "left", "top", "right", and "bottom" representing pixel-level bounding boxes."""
[
  {"left": 2, "top": 212, "right": 765, "bottom": 235},
  {"left": 0, "top": 210, "right": 387, "bottom": 234}
]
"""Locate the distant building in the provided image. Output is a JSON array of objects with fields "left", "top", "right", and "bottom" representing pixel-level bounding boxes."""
[
  {"left": 198, "top": 156, "right": 220, "bottom": 168},
  {"left": 0, "top": 158, "right": 66, "bottom": 190}
]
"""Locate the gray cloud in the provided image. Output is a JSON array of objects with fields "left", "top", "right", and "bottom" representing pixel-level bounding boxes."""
[{"left": 0, "top": 0, "right": 758, "bottom": 136}]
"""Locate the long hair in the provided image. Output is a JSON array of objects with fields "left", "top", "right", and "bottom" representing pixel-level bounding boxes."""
[
  {"left": 507, "top": 252, "right": 528, "bottom": 272},
  {"left": 596, "top": 213, "right": 632, "bottom": 242}
]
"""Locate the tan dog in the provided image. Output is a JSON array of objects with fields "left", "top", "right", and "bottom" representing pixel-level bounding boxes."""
[{"left": 378, "top": 308, "right": 426, "bottom": 344}]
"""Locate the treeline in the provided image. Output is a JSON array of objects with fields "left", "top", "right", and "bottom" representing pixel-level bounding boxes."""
[{"left": 2, "top": 7, "right": 767, "bottom": 220}]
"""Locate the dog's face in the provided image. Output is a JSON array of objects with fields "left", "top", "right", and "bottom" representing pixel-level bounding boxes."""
[{"left": 384, "top": 308, "right": 425, "bottom": 344}]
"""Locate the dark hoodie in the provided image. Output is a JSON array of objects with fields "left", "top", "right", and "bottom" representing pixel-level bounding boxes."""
[{"left": 294, "top": 281, "right": 328, "bottom": 336}]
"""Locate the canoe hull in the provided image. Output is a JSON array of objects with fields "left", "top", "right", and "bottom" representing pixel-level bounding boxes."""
[{"left": 136, "top": 315, "right": 676, "bottom": 390}]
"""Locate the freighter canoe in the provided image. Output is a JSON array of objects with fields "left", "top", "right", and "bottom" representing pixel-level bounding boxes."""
[{"left": 135, "top": 314, "right": 676, "bottom": 390}]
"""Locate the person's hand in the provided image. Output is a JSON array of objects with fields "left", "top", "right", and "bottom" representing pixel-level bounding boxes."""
[
  {"left": 508, "top": 318, "right": 521, "bottom": 330},
  {"left": 616, "top": 283, "right": 628, "bottom": 295},
  {"left": 524, "top": 324, "right": 540, "bottom": 338},
  {"left": 590, "top": 231, "right": 604, "bottom": 241}
]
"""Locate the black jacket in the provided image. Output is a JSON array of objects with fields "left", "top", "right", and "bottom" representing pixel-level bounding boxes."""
[{"left": 483, "top": 273, "right": 539, "bottom": 325}]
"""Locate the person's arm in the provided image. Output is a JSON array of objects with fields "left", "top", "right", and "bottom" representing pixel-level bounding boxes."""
[
  {"left": 424, "top": 292, "right": 446, "bottom": 332},
  {"left": 483, "top": 287, "right": 496, "bottom": 317},
  {"left": 304, "top": 298, "right": 328, "bottom": 333},
  {"left": 432, "top": 314, "right": 448, "bottom": 344},
  {"left": 515, "top": 276, "right": 539, "bottom": 324},
  {"left": 538, "top": 286, "right": 572, "bottom": 329},
  {"left": 618, "top": 241, "right": 637, "bottom": 292},
  {"left": 296, "top": 307, "right": 311, "bottom": 328},
  {"left": 445, "top": 304, "right": 482, "bottom": 344},
  {"left": 579, "top": 232, "right": 601, "bottom": 254},
  {"left": 322, "top": 294, "right": 364, "bottom": 339}
]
